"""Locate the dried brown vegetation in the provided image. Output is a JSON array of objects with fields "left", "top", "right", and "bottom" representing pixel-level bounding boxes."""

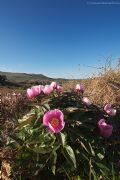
[
  {"left": 85, "top": 70, "right": 120, "bottom": 107},
  {"left": 63, "top": 61, "right": 120, "bottom": 107}
]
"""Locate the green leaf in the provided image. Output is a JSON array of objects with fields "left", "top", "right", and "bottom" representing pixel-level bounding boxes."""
[
  {"left": 59, "top": 132, "right": 66, "bottom": 146},
  {"left": 32, "top": 146, "right": 52, "bottom": 154},
  {"left": 18, "top": 111, "right": 37, "bottom": 129},
  {"left": 9, "top": 134, "right": 24, "bottom": 146},
  {"left": 42, "top": 103, "right": 50, "bottom": 111},
  {"left": 89, "top": 143, "right": 95, "bottom": 156},
  {"left": 62, "top": 145, "right": 76, "bottom": 169},
  {"left": 96, "top": 163, "right": 110, "bottom": 172},
  {"left": 97, "top": 153, "right": 104, "bottom": 160},
  {"left": 50, "top": 151, "right": 57, "bottom": 175},
  {"left": 76, "top": 176, "right": 82, "bottom": 180},
  {"left": 64, "top": 107, "right": 79, "bottom": 114},
  {"left": 80, "top": 141, "right": 90, "bottom": 154},
  {"left": 111, "top": 163, "right": 116, "bottom": 180},
  {"left": 91, "top": 169, "right": 98, "bottom": 180}
]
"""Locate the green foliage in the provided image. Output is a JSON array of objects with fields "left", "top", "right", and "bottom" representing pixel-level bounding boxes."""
[
  {"left": 5, "top": 89, "right": 119, "bottom": 179},
  {"left": 62, "top": 145, "right": 76, "bottom": 169}
]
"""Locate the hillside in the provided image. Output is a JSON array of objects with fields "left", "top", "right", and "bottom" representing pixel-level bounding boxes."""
[
  {"left": 0, "top": 71, "right": 71, "bottom": 89},
  {"left": 0, "top": 71, "right": 54, "bottom": 82}
]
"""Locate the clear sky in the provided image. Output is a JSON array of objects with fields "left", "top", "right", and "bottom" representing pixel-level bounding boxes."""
[{"left": 0, "top": 0, "right": 120, "bottom": 79}]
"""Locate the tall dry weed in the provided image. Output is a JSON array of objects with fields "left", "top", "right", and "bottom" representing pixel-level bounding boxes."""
[{"left": 63, "top": 59, "right": 120, "bottom": 107}]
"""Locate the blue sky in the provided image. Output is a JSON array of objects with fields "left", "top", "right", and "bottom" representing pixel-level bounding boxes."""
[{"left": 0, "top": 0, "right": 120, "bottom": 78}]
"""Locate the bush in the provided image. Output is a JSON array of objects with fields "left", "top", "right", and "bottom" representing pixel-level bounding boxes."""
[
  {"left": 1, "top": 82, "right": 119, "bottom": 179},
  {"left": 0, "top": 75, "right": 7, "bottom": 85}
]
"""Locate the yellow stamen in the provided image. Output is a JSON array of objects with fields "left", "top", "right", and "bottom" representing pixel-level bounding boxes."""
[{"left": 50, "top": 118, "right": 59, "bottom": 128}]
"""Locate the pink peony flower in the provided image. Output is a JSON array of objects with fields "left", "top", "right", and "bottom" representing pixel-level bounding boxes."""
[
  {"left": 98, "top": 119, "right": 113, "bottom": 138},
  {"left": 43, "top": 85, "right": 54, "bottom": 95},
  {"left": 56, "top": 85, "right": 63, "bottom": 93},
  {"left": 43, "top": 109, "right": 65, "bottom": 133},
  {"left": 27, "top": 85, "right": 43, "bottom": 99},
  {"left": 82, "top": 97, "right": 91, "bottom": 106},
  {"left": 50, "top": 81, "right": 58, "bottom": 89},
  {"left": 104, "top": 104, "right": 116, "bottom": 116},
  {"left": 75, "top": 84, "right": 84, "bottom": 93}
]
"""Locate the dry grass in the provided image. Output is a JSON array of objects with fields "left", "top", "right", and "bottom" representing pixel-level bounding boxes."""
[
  {"left": 62, "top": 61, "right": 120, "bottom": 107},
  {"left": 85, "top": 70, "right": 120, "bottom": 107}
]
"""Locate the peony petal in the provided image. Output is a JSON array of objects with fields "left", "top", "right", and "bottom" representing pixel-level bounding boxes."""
[
  {"left": 57, "top": 85, "right": 63, "bottom": 93},
  {"left": 48, "top": 123, "right": 56, "bottom": 133},
  {"left": 48, "top": 121, "right": 65, "bottom": 133},
  {"left": 43, "top": 85, "right": 54, "bottom": 95},
  {"left": 82, "top": 97, "right": 91, "bottom": 106},
  {"left": 107, "top": 109, "right": 116, "bottom": 116},
  {"left": 50, "top": 82, "right": 58, "bottom": 89},
  {"left": 43, "top": 111, "right": 53, "bottom": 126},
  {"left": 27, "top": 88, "right": 34, "bottom": 99},
  {"left": 104, "top": 104, "right": 111, "bottom": 111},
  {"left": 104, "top": 104, "right": 116, "bottom": 116},
  {"left": 75, "top": 84, "right": 84, "bottom": 92},
  {"left": 98, "top": 119, "right": 113, "bottom": 138}
]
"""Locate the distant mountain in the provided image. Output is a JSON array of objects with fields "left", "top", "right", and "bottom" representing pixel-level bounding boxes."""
[
  {"left": 0, "top": 71, "right": 53, "bottom": 82},
  {"left": 0, "top": 71, "right": 67, "bottom": 85}
]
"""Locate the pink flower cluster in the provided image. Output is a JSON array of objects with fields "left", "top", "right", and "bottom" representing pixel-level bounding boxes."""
[
  {"left": 75, "top": 84, "right": 92, "bottom": 106},
  {"left": 75, "top": 84, "right": 116, "bottom": 138},
  {"left": 97, "top": 104, "right": 117, "bottom": 137},
  {"left": 27, "top": 83, "right": 117, "bottom": 137},
  {"left": 97, "top": 104, "right": 116, "bottom": 138},
  {"left": 51, "top": 82, "right": 63, "bottom": 93},
  {"left": 27, "top": 82, "right": 63, "bottom": 99}
]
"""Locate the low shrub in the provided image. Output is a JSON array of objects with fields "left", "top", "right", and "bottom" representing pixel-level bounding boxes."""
[{"left": 0, "top": 82, "right": 119, "bottom": 180}]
